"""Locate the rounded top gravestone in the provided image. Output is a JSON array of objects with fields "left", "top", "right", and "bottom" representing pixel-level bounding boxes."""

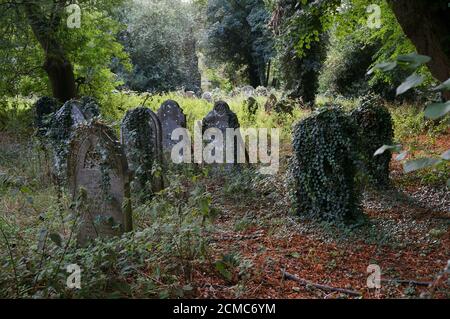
[
  {"left": 67, "top": 122, "right": 132, "bottom": 246},
  {"left": 121, "top": 107, "right": 164, "bottom": 198},
  {"left": 156, "top": 100, "right": 187, "bottom": 153}
]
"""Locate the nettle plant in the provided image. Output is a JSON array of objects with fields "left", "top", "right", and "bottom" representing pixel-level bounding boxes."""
[
  {"left": 369, "top": 53, "right": 450, "bottom": 186},
  {"left": 291, "top": 107, "right": 363, "bottom": 223},
  {"left": 350, "top": 93, "right": 394, "bottom": 188}
]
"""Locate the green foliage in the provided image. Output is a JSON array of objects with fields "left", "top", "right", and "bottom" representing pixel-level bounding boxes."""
[
  {"left": 203, "top": 0, "right": 274, "bottom": 87},
  {"left": 291, "top": 107, "right": 363, "bottom": 223},
  {"left": 351, "top": 94, "right": 394, "bottom": 187},
  {"left": 272, "top": 0, "right": 330, "bottom": 104},
  {"left": 0, "top": 0, "right": 130, "bottom": 101},
  {"left": 117, "top": 0, "right": 201, "bottom": 93}
]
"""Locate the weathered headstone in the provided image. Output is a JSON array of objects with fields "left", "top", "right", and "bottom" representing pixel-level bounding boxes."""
[
  {"left": 34, "top": 96, "right": 60, "bottom": 136},
  {"left": 156, "top": 100, "right": 187, "bottom": 154},
  {"left": 255, "top": 86, "right": 269, "bottom": 97},
  {"left": 79, "top": 96, "right": 101, "bottom": 121},
  {"left": 264, "top": 94, "right": 277, "bottom": 113},
  {"left": 202, "top": 101, "right": 245, "bottom": 167},
  {"left": 49, "top": 100, "right": 87, "bottom": 179},
  {"left": 67, "top": 122, "right": 132, "bottom": 246},
  {"left": 241, "top": 85, "right": 255, "bottom": 97},
  {"left": 121, "top": 107, "right": 164, "bottom": 197}
]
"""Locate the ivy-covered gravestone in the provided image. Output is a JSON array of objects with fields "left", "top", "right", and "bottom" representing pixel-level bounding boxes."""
[
  {"left": 78, "top": 96, "right": 101, "bottom": 121},
  {"left": 291, "top": 107, "right": 363, "bottom": 223},
  {"left": 156, "top": 100, "right": 187, "bottom": 154},
  {"left": 351, "top": 94, "right": 394, "bottom": 188},
  {"left": 202, "top": 101, "right": 243, "bottom": 166},
  {"left": 48, "top": 100, "right": 87, "bottom": 179},
  {"left": 34, "top": 96, "right": 60, "bottom": 136},
  {"left": 121, "top": 107, "right": 164, "bottom": 198},
  {"left": 67, "top": 122, "right": 132, "bottom": 246}
]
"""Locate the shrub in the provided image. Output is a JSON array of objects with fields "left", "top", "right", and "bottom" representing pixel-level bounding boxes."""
[
  {"left": 291, "top": 107, "right": 363, "bottom": 223},
  {"left": 351, "top": 94, "right": 394, "bottom": 188}
]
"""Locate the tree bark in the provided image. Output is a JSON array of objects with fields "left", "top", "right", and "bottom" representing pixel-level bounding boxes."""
[
  {"left": 389, "top": 0, "right": 450, "bottom": 98},
  {"left": 24, "top": 3, "right": 77, "bottom": 103}
]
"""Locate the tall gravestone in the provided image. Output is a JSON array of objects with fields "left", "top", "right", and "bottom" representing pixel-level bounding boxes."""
[
  {"left": 67, "top": 122, "right": 132, "bottom": 246},
  {"left": 202, "top": 101, "right": 245, "bottom": 167},
  {"left": 156, "top": 100, "right": 187, "bottom": 154},
  {"left": 264, "top": 94, "right": 277, "bottom": 113},
  {"left": 121, "top": 107, "right": 164, "bottom": 197}
]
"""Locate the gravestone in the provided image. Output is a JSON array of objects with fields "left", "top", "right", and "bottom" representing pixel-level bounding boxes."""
[
  {"left": 34, "top": 96, "right": 60, "bottom": 136},
  {"left": 156, "top": 100, "right": 187, "bottom": 154},
  {"left": 202, "top": 92, "right": 213, "bottom": 103},
  {"left": 67, "top": 122, "right": 132, "bottom": 246},
  {"left": 264, "top": 94, "right": 277, "bottom": 113},
  {"left": 49, "top": 100, "right": 87, "bottom": 179},
  {"left": 255, "top": 86, "right": 269, "bottom": 97},
  {"left": 79, "top": 96, "right": 101, "bottom": 121},
  {"left": 202, "top": 101, "right": 245, "bottom": 167},
  {"left": 121, "top": 107, "right": 164, "bottom": 197}
]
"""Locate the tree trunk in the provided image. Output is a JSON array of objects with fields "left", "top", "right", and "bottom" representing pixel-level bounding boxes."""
[
  {"left": 25, "top": 3, "right": 77, "bottom": 103},
  {"left": 248, "top": 62, "right": 261, "bottom": 88},
  {"left": 389, "top": 0, "right": 450, "bottom": 99}
]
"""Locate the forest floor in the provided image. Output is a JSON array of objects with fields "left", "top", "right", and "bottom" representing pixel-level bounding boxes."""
[
  {"left": 0, "top": 131, "right": 449, "bottom": 299},
  {"left": 189, "top": 140, "right": 450, "bottom": 299}
]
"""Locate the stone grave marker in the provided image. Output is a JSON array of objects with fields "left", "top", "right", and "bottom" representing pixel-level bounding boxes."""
[
  {"left": 156, "top": 100, "right": 187, "bottom": 154},
  {"left": 202, "top": 101, "right": 246, "bottom": 167},
  {"left": 67, "top": 122, "right": 132, "bottom": 246},
  {"left": 121, "top": 107, "right": 164, "bottom": 197}
]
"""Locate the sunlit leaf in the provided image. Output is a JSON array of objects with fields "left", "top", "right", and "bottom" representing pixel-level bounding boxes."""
[
  {"left": 424, "top": 102, "right": 450, "bottom": 120},
  {"left": 397, "top": 53, "right": 431, "bottom": 69},
  {"left": 403, "top": 158, "right": 442, "bottom": 173},
  {"left": 396, "top": 74, "right": 424, "bottom": 96},
  {"left": 367, "top": 61, "right": 397, "bottom": 75},
  {"left": 374, "top": 144, "right": 402, "bottom": 156},
  {"left": 395, "top": 151, "right": 408, "bottom": 161},
  {"left": 432, "top": 78, "right": 450, "bottom": 91}
]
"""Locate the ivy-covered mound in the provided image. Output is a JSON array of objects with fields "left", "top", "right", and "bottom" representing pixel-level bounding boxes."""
[
  {"left": 351, "top": 94, "right": 394, "bottom": 188},
  {"left": 291, "top": 107, "right": 363, "bottom": 222}
]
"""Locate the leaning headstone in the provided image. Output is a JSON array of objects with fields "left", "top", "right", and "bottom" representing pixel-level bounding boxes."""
[
  {"left": 264, "top": 94, "right": 277, "bottom": 113},
  {"left": 67, "top": 122, "right": 132, "bottom": 246},
  {"left": 34, "top": 97, "right": 60, "bottom": 136},
  {"left": 202, "top": 101, "right": 244, "bottom": 167},
  {"left": 156, "top": 100, "right": 187, "bottom": 154},
  {"left": 121, "top": 107, "right": 164, "bottom": 198}
]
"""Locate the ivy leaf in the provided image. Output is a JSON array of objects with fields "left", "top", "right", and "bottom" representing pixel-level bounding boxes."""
[
  {"left": 424, "top": 102, "right": 450, "bottom": 120},
  {"left": 432, "top": 78, "right": 450, "bottom": 91},
  {"left": 397, "top": 53, "right": 431, "bottom": 69},
  {"left": 49, "top": 233, "right": 62, "bottom": 247},
  {"left": 403, "top": 158, "right": 442, "bottom": 173},
  {"left": 441, "top": 149, "right": 450, "bottom": 160},
  {"left": 374, "top": 144, "right": 402, "bottom": 156},
  {"left": 396, "top": 74, "right": 424, "bottom": 96},
  {"left": 367, "top": 61, "right": 397, "bottom": 75}
]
